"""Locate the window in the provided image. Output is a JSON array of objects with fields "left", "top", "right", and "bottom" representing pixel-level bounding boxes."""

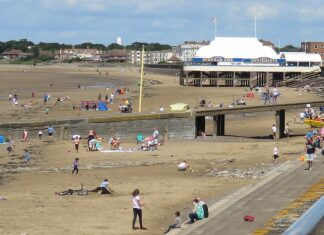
[{"left": 314, "top": 44, "right": 318, "bottom": 49}]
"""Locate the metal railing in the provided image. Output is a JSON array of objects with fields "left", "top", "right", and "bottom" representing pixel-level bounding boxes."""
[{"left": 283, "top": 196, "right": 324, "bottom": 235}]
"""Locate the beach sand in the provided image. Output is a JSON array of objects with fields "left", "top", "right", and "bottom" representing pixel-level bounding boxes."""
[{"left": 0, "top": 64, "right": 319, "bottom": 234}]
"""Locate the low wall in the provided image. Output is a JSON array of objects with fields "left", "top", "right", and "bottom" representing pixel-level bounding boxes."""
[{"left": 0, "top": 112, "right": 195, "bottom": 141}]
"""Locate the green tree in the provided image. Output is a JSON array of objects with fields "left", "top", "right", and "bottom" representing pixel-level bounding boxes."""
[
  {"left": 107, "top": 43, "right": 125, "bottom": 50},
  {"left": 32, "top": 46, "right": 40, "bottom": 58},
  {"left": 275, "top": 45, "right": 303, "bottom": 53},
  {"left": 126, "top": 42, "right": 172, "bottom": 51},
  {"left": 74, "top": 42, "right": 107, "bottom": 51}
]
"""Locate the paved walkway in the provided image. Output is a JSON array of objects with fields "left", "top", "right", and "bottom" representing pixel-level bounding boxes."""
[{"left": 171, "top": 158, "right": 324, "bottom": 235}]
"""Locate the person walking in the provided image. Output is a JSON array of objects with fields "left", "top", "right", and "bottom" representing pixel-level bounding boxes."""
[
  {"left": 284, "top": 123, "right": 290, "bottom": 142},
  {"left": 132, "top": 189, "right": 146, "bottom": 230},
  {"left": 305, "top": 137, "right": 316, "bottom": 171},
  {"left": 110, "top": 93, "right": 114, "bottom": 104},
  {"left": 73, "top": 137, "right": 80, "bottom": 153},
  {"left": 272, "top": 124, "right": 277, "bottom": 141},
  {"left": 72, "top": 158, "right": 79, "bottom": 174},
  {"left": 273, "top": 145, "right": 279, "bottom": 164}
]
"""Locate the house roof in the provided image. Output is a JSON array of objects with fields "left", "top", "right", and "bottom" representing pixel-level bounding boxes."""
[
  {"left": 2, "top": 49, "right": 23, "bottom": 55},
  {"left": 195, "top": 37, "right": 279, "bottom": 59},
  {"left": 103, "top": 50, "right": 127, "bottom": 57}
]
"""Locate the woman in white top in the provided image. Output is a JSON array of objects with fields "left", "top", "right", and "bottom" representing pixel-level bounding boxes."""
[{"left": 132, "top": 189, "right": 146, "bottom": 230}]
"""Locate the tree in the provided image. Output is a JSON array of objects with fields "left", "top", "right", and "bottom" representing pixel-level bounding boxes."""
[
  {"left": 0, "top": 41, "right": 5, "bottom": 53},
  {"left": 126, "top": 42, "right": 172, "bottom": 51},
  {"left": 32, "top": 46, "right": 40, "bottom": 58},
  {"left": 38, "top": 42, "right": 72, "bottom": 51},
  {"left": 275, "top": 45, "right": 303, "bottom": 53},
  {"left": 107, "top": 43, "right": 125, "bottom": 50},
  {"left": 74, "top": 42, "right": 107, "bottom": 51}
]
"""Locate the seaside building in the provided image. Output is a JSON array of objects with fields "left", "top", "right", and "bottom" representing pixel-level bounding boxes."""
[
  {"left": 127, "top": 50, "right": 176, "bottom": 65},
  {"left": 101, "top": 49, "right": 127, "bottom": 62},
  {"left": 181, "top": 37, "right": 322, "bottom": 87},
  {"left": 1, "top": 49, "right": 32, "bottom": 59},
  {"left": 54, "top": 48, "right": 103, "bottom": 61},
  {"left": 176, "top": 41, "right": 210, "bottom": 62},
  {"left": 301, "top": 42, "right": 324, "bottom": 61}
]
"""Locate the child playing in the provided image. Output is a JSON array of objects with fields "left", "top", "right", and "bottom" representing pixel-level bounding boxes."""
[
  {"left": 72, "top": 158, "right": 79, "bottom": 174},
  {"left": 7, "top": 141, "right": 15, "bottom": 156},
  {"left": 273, "top": 145, "right": 279, "bottom": 164},
  {"left": 164, "top": 211, "right": 181, "bottom": 234},
  {"left": 23, "top": 149, "right": 30, "bottom": 163},
  {"left": 38, "top": 129, "right": 43, "bottom": 140}
]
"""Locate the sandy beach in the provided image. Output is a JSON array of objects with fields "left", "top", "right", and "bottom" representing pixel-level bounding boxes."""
[{"left": 0, "top": 64, "right": 320, "bottom": 235}]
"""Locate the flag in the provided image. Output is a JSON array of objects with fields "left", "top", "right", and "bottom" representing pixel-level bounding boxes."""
[{"left": 211, "top": 17, "right": 217, "bottom": 23}]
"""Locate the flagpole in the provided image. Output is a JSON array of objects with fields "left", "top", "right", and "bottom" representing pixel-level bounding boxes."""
[
  {"left": 214, "top": 17, "right": 217, "bottom": 38},
  {"left": 254, "top": 16, "right": 257, "bottom": 38},
  {"left": 138, "top": 46, "right": 144, "bottom": 113}
]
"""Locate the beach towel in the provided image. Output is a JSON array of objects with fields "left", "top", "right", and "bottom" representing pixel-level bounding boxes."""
[
  {"left": 101, "top": 149, "right": 135, "bottom": 153},
  {"left": 244, "top": 215, "right": 255, "bottom": 222}
]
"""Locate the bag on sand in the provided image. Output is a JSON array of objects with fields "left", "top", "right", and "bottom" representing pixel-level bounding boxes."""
[{"left": 244, "top": 215, "right": 255, "bottom": 222}]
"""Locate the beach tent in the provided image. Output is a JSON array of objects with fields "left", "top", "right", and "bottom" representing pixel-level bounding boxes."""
[{"left": 98, "top": 101, "right": 109, "bottom": 111}]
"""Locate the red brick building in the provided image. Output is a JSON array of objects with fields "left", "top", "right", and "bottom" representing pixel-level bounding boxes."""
[{"left": 301, "top": 42, "right": 324, "bottom": 61}]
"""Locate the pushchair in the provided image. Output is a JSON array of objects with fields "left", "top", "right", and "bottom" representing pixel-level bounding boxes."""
[{"left": 140, "top": 136, "right": 158, "bottom": 151}]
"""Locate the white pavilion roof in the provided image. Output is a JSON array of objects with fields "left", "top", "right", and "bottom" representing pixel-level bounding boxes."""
[
  {"left": 280, "top": 52, "right": 322, "bottom": 62},
  {"left": 195, "top": 37, "right": 279, "bottom": 59}
]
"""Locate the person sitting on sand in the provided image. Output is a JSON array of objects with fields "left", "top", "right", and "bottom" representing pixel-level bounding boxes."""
[
  {"left": 164, "top": 211, "right": 181, "bottom": 234},
  {"left": 7, "top": 141, "right": 15, "bottom": 156},
  {"left": 89, "top": 179, "right": 113, "bottom": 194},
  {"left": 197, "top": 198, "right": 209, "bottom": 218},
  {"left": 109, "top": 137, "right": 121, "bottom": 150},
  {"left": 177, "top": 160, "right": 193, "bottom": 172},
  {"left": 185, "top": 199, "right": 204, "bottom": 224},
  {"left": 23, "top": 149, "right": 30, "bottom": 163}
]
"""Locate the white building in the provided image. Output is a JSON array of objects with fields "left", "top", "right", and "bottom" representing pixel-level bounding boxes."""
[
  {"left": 195, "top": 37, "right": 279, "bottom": 66},
  {"left": 116, "top": 37, "right": 122, "bottom": 45},
  {"left": 55, "top": 48, "right": 103, "bottom": 61},
  {"left": 127, "top": 50, "right": 176, "bottom": 64},
  {"left": 177, "top": 41, "right": 210, "bottom": 62},
  {"left": 280, "top": 52, "right": 322, "bottom": 67}
]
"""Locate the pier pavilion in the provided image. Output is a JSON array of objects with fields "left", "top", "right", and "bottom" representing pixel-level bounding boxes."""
[{"left": 180, "top": 37, "right": 322, "bottom": 87}]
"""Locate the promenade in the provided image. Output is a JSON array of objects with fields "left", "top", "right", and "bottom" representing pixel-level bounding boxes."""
[{"left": 172, "top": 157, "right": 324, "bottom": 235}]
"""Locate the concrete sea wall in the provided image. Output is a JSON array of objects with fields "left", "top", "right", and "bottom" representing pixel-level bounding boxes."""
[{"left": 0, "top": 112, "right": 195, "bottom": 141}]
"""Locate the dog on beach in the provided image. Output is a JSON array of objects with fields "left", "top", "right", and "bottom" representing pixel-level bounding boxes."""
[{"left": 298, "top": 156, "right": 306, "bottom": 162}]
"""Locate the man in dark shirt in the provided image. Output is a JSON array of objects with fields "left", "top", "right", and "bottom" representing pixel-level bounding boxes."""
[{"left": 305, "top": 138, "right": 315, "bottom": 170}]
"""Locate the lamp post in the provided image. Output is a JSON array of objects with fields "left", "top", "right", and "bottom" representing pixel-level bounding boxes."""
[{"left": 138, "top": 46, "right": 145, "bottom": 113}]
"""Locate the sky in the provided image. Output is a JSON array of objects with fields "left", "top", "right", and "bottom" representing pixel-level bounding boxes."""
[{"left": 0, "top": 0, "right": 323, "bottom": 46}]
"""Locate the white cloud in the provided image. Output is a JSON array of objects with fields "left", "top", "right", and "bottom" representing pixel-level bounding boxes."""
[
  {"left": 40, "top": 0, "right": 106, "bottom": 11},
  {"left": 247, "top": 2, "right": 279, "bottom": 20},
  {"left": 298, "top": 7, "right": 324, "bottom": 21}
]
